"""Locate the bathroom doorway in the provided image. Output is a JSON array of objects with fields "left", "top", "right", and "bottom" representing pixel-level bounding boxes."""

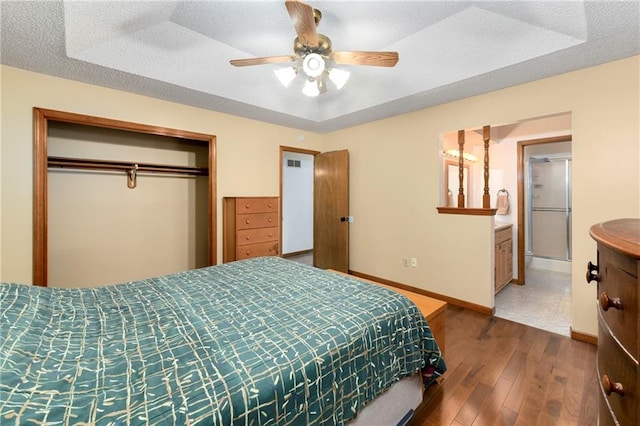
[{"left": 495, "top": 135, "right": 572, "bottom": 336}]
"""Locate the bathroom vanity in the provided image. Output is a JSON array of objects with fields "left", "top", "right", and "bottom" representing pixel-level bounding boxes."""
[{"left": 495, "top": 223, "right": 513, "bottom": 293}]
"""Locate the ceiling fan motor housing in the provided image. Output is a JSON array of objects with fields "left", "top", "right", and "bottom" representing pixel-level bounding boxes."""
[{"left": 294, "top": 33, "right": 332, "bottom": 57}]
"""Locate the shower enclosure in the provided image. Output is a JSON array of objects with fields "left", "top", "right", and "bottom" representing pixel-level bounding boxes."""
[{"left": 527, "top": 156, "right": 572, "bottom": 261}]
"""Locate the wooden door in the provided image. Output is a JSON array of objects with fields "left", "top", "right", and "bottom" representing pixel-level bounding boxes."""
[{"left": 313, "top": 150, "right": 349, "bottom": 272}]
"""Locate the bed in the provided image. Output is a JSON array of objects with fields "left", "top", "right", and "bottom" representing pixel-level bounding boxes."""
[{"left": 0, "top": 256, "right": 446, "bottom": 424}]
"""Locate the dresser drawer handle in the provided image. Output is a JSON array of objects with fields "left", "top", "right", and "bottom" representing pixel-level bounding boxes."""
[
  {"left": 585, "top": 261, "right": 600, "bottom": 283},
  {"left": 245, "top": 236, "right": 251, "bottom": 240},
  {"left": 268, "top": 233, "right": 272, "bottom": 237},
  {"left": 602, "top": 374, "right": 624, "bottom": 396},
  {"left": 245, "top": 251, "right": 251, "bottom": 256},
  {"left": 268, "top": 218, "right": 272, "bottom": 223},
  {"left": 245, "top": 204, "right": 251, "bottom": 209},
  {"left": 268, "top": 203, "right": 272, "bottom": 208},
  {"left": 600, "top": 292, "right": 622, "bottom": 311},
  {"left": 245, "top": 219, "right": 250, "bottom": 224}
]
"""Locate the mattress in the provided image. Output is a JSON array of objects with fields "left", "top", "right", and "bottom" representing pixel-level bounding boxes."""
[{"left": 0, "top": 256, "right": 445, "bottom": 424}]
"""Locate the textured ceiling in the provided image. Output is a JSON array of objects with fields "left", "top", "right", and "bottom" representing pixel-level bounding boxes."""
[{"left": 1, "top": 1, "right": 639, "bottom": 132}]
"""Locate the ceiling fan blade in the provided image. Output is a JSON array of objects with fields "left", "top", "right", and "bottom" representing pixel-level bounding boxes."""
[
  {"left": 332, "top": 51, "right": 399, "bottom": 67},
  {"left": 230, "top": 55, "right": 296, "bottom": 67},
  {"left": 285, "top": 0, "right": 318, "bottom": 47}
]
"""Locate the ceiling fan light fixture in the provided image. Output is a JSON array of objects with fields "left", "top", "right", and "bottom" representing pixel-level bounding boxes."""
[
  {"left": 274, "top": 67, "right": 298, "bottom": 87},
  {"left": 328, "top": 68, "right": 350, "bottom": 90},
  {"left": 302, "top": 53, "right": 325, "bottom": 78},
  {"left": 230, "top": 2, "right": 400, "bottom": 97},
  {"left": 302, "top": 78, "right": 320, "bottom": 97}
]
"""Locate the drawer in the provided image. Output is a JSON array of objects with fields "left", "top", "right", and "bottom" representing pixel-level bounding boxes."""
[
  {"left": 495, "top": 227, "right": 512, "bottom": 244},
  {"left": 598, "top": 312, "right": 638, "bottom": 426},
  {"left": 598, "top": 390, "right": 618, "bottom": 426},
  {"left": 236, "top": 212, "right": 278, "bottom": 230},
  {"left": 236, "top": 198, "right": 278, "bottom": 214},
  {"left": 598, "top": 248, "right": 638, "bottom": 358},
  {"left": 236, "top": 241, "right": 279, "bottom": 260},
  {"left": 237, "top": 227, "right": 278, "bottom": 246}
]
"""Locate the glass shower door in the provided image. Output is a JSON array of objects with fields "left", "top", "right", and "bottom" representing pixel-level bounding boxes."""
[{"left": 528, "top": 157, "right": 572, "bottom": 260}]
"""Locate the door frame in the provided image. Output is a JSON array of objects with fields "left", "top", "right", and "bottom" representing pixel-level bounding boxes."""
[
  {"left": 33, "top": 107, "right": 217, "bottom": 286},
  {"left": 516, "top": 135, "right": 572, "bottom": 284},
  {"left": 279, "top": 146, "right": 320, "bottom": 259}
]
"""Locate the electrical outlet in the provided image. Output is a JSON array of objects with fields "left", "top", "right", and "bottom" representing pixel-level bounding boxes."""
[
  {"left": 411, "top": 257, "right": 417, "bottom": 267},
  {"left": 347, "top": 216, "right": 354, "bottom": 223}
]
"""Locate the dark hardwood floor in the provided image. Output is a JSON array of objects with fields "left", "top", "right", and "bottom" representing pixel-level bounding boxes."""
[{"left": 414, "top": 306, "right": 598, "bottom": 425}]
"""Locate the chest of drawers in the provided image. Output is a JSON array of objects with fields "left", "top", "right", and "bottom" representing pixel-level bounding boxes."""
[
  {"left": 223, "top": 197, "right": 279, "bottom": 263},
  {"left": 588, "top": 218, "right": 640, "bottom": 426}
]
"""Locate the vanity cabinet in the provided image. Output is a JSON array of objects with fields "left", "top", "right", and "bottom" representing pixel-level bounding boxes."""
[
  {"left": 495, "top": 225, "right": 513, "bottom": 293},
  {"left": 587, "top": 218, "right": 640, "bottom": 426},
  {"left": 223, "top": 197, "right": 280, "bottom": 263}
]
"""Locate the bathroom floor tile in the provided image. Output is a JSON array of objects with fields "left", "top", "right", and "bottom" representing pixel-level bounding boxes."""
[{"left": 495, "top": 267, "right": 571, "bottom": 336}]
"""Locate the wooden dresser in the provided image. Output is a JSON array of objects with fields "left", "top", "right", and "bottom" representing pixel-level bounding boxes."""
[
  {"left": 495, "top": 224, "right": 513, "bottom": 293},
  {"left": 588, "top": 218, "right": 640, "bottom": 426},
  {"left": 223, "top": 197, "right": 280, "bottom": 263}
]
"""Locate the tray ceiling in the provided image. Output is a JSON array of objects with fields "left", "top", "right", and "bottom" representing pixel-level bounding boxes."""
[{"left": 1, "top": 1, "right": 638, "bottom": 132}]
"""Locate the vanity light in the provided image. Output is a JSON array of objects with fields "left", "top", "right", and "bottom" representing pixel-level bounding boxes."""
[{"left": 443, "top": 149, "right": 478, "bottom": 162}]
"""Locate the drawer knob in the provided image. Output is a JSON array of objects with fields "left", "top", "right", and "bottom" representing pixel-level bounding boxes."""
[
  {"left": 602, "top": 374, "right": 624, "bottom": 396},
  {"left": 585, "top": 261, "right": 600, "bottom": 283},
  {"left": 245, "top": 219, "right": 250, "bottom": 224},
  {"left": 268, "top": 233, "right": 272, "bottom": 237},
  {"left": 245, "top": 236, "right": 250, "bottom": 240},
  {"left": 600, "top": 292, "right": 622, "bottom": 311},
  {"left": 268, "top": 203, "right": 272, "bottom": 208},
  {"left": 246, "top": 251, "right": 251, "bottom": 256},
  {"left": 268, "top": 218, "right": 272, "bottom": 223},
  {"left": 245, "top": 204, "right": 251, "bottom": 209}
]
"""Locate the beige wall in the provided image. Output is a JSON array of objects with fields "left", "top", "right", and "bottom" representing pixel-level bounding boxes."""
[
  {"left": 323, "top": 56, "right": 639, "bottom": 337},
  {"left": 0, "top": 65, "right": 323, "bottom": 284},
  {"left": 1, "top": 56, "right": 639, "bottom": 337}
]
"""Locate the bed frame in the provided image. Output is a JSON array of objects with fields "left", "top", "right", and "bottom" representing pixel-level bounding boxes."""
[{"left": 335, "top": 271, "right": 447, "bottom": 424}]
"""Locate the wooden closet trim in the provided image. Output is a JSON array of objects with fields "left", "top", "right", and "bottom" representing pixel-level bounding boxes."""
[{"left": 33, "top": 107, "right": 217, "bottom": 286}]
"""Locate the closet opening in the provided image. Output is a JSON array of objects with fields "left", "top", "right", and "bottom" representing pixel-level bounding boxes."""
[{"left": 33, "top": 108, "right": 217, "bottom": 287}]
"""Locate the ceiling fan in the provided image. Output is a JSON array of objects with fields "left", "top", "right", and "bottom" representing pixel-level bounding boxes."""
[{"left": 229, "top": 0, "right": 399, "bottom": 96}]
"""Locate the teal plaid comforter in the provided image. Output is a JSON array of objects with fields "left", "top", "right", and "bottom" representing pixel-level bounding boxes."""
[{"left": 0, "top": 257, "right": 445, "bottom": 425}]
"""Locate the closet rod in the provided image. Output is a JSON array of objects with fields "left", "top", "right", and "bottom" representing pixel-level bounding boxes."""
[{"left": 47, "top": 156, "right": 208, "bottom": 175}]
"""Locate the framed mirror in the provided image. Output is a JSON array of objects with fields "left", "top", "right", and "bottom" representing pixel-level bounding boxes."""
[{"left": 444, "top": 159, "right": 470, "bottom": 207}]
